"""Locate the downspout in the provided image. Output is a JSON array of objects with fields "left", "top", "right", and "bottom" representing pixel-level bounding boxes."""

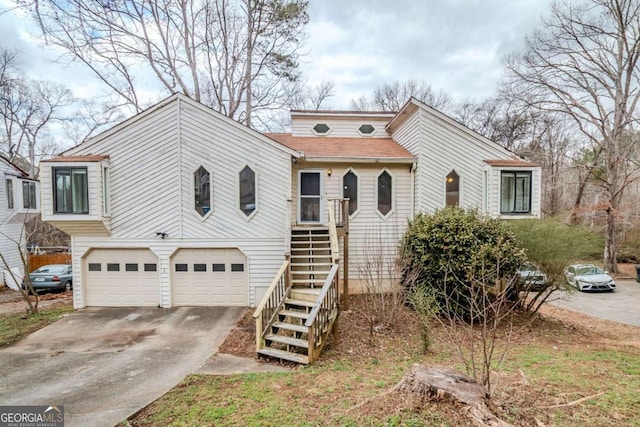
[{"left": 410, "top": 161, "right": 417, "bottom": 218}]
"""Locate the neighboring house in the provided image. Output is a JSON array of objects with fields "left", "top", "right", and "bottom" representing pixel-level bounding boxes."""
[
  {"left": 0, "top": 156, "right": 40, "bottom": 285},
  {"left": 39, "top": 94, "right": 540, "bottom": 310}
]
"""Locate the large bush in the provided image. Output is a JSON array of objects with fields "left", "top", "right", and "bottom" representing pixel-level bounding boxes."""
[{"left": 401, "top": 207, "right": 526, "bottom": 319}]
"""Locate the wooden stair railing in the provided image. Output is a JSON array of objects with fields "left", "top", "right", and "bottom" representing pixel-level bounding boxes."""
[
  {"left": 253, "top": 260, "right": 291, "bottom": 352},
  {"left": 254, "top": 200, "right": 345, "bottom": 364}
]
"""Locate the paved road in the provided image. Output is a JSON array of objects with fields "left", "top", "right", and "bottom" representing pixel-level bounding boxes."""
[
  {"left": 548, "top": 278, "right": 640, "bottom": 326},
  {"left": 0, "top": 306, "right": 245, "bottom": 427}
]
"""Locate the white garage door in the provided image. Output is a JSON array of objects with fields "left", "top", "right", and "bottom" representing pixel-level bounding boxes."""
[
  {"left": 84, "top": 249, "right": 159, "bottom": 307},
  {"left": 171, "top": 248, "right": 248, "bottom": 306}
]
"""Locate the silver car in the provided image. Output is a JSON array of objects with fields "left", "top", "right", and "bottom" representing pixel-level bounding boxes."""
[
  {"left": 23, "top": 264, "right": 73, "bottom": 293},
  {"left": 565, "top": 264, "right": 616, "bottom": 292}
]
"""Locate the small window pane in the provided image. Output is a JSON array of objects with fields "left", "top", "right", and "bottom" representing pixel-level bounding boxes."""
[
  {"left": 501, "top": 171, "right": 531, "bottom": 214},
  {"left": 231, "top": 263, "right": 244, "bottom": 272},
  {"left": 88, "top": 263, "right": 101, "bottom": 272},
  {"left": 239, "top": 166, "right": 256, "bottom": 216},
  {"left": 446, "top": 171, "right": 460, "bottom": 207},
  {"left": 377, "top": 171, "right": 392, "bottom": 216},
  {"left": 358, "top": 124, "right": 375, "bottom": 135},
  {"left": 144, "top": 263, "right": 157, "bottom": 272},
  {"left": 212, "top": 263, "right": 225, "bottom": 272},
  {"left": 313, "top": 123, "right": 330, "bottom": 134},
  {"left": 194, "top": 263, "right": 207, "bottom": 272},
  {"left": 23, "top": 181, "right": 36, "bottom": 209},
  {"left": 54, "top": 167, "right": 88, "bottom": 214},
  {"left": 300, "top": 173, "right": 320, "bottom": 195},
  {"left": 175, "top": 263, "right": 188, "bottom": 272},
  {"left": 343, "top": 171, "right": 358, "bottom": 215},
  {"left": 5, "top": 179, "right": 13, "bottom": 209},
  {"left": 125, "top": 263, "right": 138, "bottom": 272},
  {"left": 194, "top": 166, "right": 211, "bottom": 217},
  {"left": 107, "top": 263, "right": 120, "bottom": 272}
]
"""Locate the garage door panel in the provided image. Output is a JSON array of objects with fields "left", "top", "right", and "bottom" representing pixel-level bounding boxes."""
[
  {"left": 85, "top": 249, "right": 159, "bottom": 307},
  {"left": 171, "top": 249, "right": 248, "bottom": 306}
]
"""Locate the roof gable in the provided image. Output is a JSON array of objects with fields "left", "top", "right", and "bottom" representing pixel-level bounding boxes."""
[
  {"left": 0, "top": 155, "right": 29, "bottom": 177},
  {"left": 387, "top": 97, "right": 523, "bottom": 161},
  {"left": 64, "top": 94, "right": 301, "bottom": 158}
]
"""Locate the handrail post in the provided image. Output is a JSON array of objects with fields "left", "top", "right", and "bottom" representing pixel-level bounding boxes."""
[
  {"left": 343, "top": 199, "right": 349, "bottom": 311},
  {"left": 285, "top": 198, "right": 292, "bottom": 257}
]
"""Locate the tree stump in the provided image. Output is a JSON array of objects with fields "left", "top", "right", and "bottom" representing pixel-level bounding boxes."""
[{"left": 394, "top": 364, "right": 512, "bottom": 427}]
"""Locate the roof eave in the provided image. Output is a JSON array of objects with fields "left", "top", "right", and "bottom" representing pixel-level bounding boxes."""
[{"left": 299, "top": 156, "right": 416, "bottom": 164}]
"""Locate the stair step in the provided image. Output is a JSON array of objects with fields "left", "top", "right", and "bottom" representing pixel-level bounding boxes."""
[
  {"left": 290, "top": 262, "right": 333, "bottom": 267},
  {"left": 290, "top": 254, "right": 332, "bottom": 259},
  {"left": 291, "top": 270, "right": 331, "bottom": 275},
  {"left": 292, "top": 279, "right": 326, "bottom": 284},
  {"left": 265, "top": 334, "right": 309, "bottom": 348},
  {"left": 285, "top": 298, "right": 316, "bottom": 308},
  {"left": 290, "top": 247, "right": 331, "bottom": 252},
  {"left": 258, "top": 347, "right": 309, "bottom": 364},
  {"left": 272, "top": 321, "right": 308, "bottom": 333},
  {"left": 292, "top": 227, "right": 329, "bottom": 231},
  {"left": 279, "top": 309, "right": 310, "bottom": 320}
]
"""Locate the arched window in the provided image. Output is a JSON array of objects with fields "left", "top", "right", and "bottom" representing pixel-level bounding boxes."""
[
  {"left": 342, "top": 170, "right": 358, "bottom": 216},
  {"left": 446, "top": 170, "right": 459, "bottom": 206}
]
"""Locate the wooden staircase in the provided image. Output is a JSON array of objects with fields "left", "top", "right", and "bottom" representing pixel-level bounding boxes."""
[
  {"left": 256, "top": 227, "right": 338, "bottom": 364},
  {"left": 254, "top": 200, "right": 347, "bottom": 364}
]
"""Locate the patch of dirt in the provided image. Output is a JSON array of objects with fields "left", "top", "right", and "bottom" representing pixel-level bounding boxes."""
[{"left": 0, "top": 290, "right": 72, "bottom": 315}]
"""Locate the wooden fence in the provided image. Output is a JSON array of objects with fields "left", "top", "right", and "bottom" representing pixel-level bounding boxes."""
[{"left": 28, "top": 253, "right": 72, "bottom": 273}]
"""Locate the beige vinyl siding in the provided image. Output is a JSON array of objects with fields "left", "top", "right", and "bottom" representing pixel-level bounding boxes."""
[
  {"left": 391, "top": 106, "right": 541, "bottom": 217},
  {"left": 291, "top": 162, "right": 412, "bottom": 281},
  {"left": 486, "top": 166, "right": 542, "bottom": 218},
  {"left": 67, "top": 101, "right": 180, "bottom": 239},
  {"left": 71, "top": 236, "right": 286, "bottom": 308},
  {"left": 179, "top": 101, "right": 291, "bottom": 240},
  {"left": 292, "top": 117, "right": 392, "bottom": 138}
]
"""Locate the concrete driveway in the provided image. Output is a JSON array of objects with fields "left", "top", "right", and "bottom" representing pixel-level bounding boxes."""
[
  {"left": 548, "top": 278, "right": 640, "bottom": 326},
  {"left": 0, "top": 306, "right": 245, "bottom": 427}
]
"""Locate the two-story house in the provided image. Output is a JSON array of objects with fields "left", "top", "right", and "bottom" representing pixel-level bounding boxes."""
[{"left": 1, "top": 156, "right": 39, "bottom": 287}]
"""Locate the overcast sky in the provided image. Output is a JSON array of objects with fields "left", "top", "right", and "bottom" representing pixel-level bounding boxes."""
[{"left": 0, "top": 0, "right": 551, "bottom": 109}]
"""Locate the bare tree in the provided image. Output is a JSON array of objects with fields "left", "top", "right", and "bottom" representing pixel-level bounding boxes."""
[
  {"left": 350, "top": 79, "right": 452, "bottom": 112},
  {"left": 506, "top": 0, "right": 640, "bottom": 272},
  {"left": 24, "top": 0, "right": 309, "bottom": 127}
]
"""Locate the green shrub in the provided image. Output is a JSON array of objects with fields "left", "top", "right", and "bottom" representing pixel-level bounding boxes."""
[{"left": 400, "top": 207, "right": 526, "bottom": 319}]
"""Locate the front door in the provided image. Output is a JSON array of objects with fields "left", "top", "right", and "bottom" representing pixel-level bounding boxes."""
[{"left": 298, "top": 171, "right": 322, "bottom": 223}]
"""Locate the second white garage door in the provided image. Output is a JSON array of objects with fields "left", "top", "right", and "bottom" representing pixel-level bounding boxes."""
[
  {"left": 171, "top": 248, "right": 248, "bottom": 306},
  {"left": 84, "top": 248, "right": 159, "bottom": 307}
]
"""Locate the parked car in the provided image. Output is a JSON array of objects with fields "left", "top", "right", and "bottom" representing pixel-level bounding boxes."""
[
  {"left": 517, "top": 262, "right": 548, "bottom": 291},
  {"left": 22, "top": 264, "right": 73, "bottom": 293},
  {"left": 564, "top": 264, "right": 616, "bottom": 292}
]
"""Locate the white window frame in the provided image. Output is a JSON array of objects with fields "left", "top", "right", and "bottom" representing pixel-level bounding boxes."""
[
  {"left": 311, "top": 123, "right": 332, "bottom": 136},
  {"left": 357, "top": 124, "right": 377, "bottom": 137},
  {"left": 341, "top": 168, "right": 361, "bottom": 218},
  {"left": 443, "top": 169, "right": 462, "bottom": 207},
  {"left": 499, "top": 170, "right": 532, "bottom": 215},
  {"left": 193, "top": 165, "right": 213, "bottom": 221},
  {"left": 6, "top": 178, "right": 13, "bottom": 210},
  {"left": 375, "top": 168, "right": 395, "bottom": 220},
  {"left": 297, "top": 169, "right": 324, "bottom": 224},
  {"left": 237, "top": 164, "right": 259, "bottom": 221},
  {"left": 102, "top": 166, "right": 110, "bottom": 216}
]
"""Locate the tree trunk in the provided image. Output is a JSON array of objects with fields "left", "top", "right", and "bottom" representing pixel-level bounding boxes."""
[
  {"left": 604, "top": 204, "right": 619, "bottom": 273},
  {"left": 245, "top": 0, "right": 253, "bottom": 128},
  {"left": 394, "top": 364, "right": 513, "bottom": 427}
]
